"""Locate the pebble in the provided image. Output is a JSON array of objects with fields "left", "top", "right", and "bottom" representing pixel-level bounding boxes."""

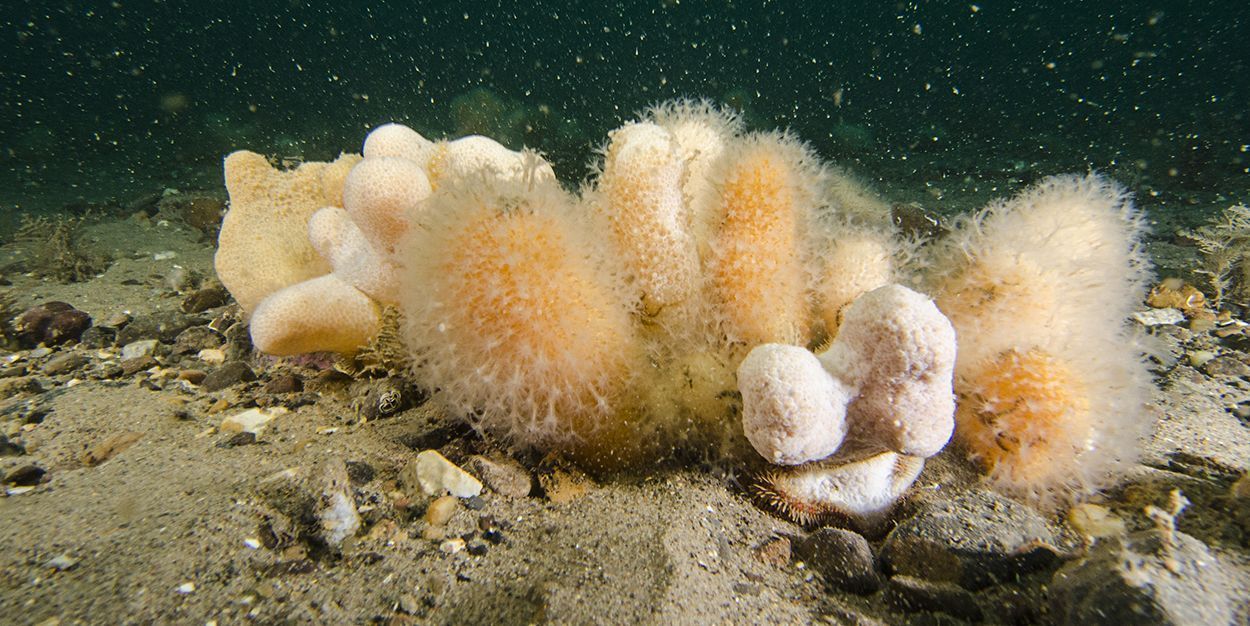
[
  {"left": 15, "top": 302, "right": 93, "bottom": 347},
  {"left": 200, "top": 361, "right": 256, "bottom": 391},
  {"left": 1132, "top": 308, "right": 1185, "bottom": 327},
  {"left": 120, "top": 355, "right": 159, "bottom": 376},
  {"left": 316, "top": 457, "right": 361, "bottom": 548},
  {"left": 3, "top": 464, "right": 45, "bottom": 486},
  {"left": 78, "top": 326, "right": 116, "bottom": 349},
  {"left": 264, "top": 373, "right": 303, "bottom": 394},
  {"left": 793, "top": 527, "right": 880, "bottom": 594},
  {"left": 1050, "top": 530, "right": 1238, "bottom": 625},
  {"left": 171, "top": 326, "right": 222, "bottom": 355},
  {"left": 197, "top": 348, "right": 226, "bottom": 365},
  {"left": 407, "top": 450, "right": 483, "bottom": 498},
  {"left": 116, "top": 310, "right": 203, "bottom": 345},
  {"left": 425, "top": 495, "right": 458, "bottom": 526},
  {"left": 882, "top": 575, "right": 984, "bottom": 622},
  {"left": 216, "top": 431, "right": 256, "bottom": 448},
  {"left": 42, "top": 353, "right": 87, "bottom": 375},
  {"left": 177, "top": 369, "right": 207, "bottom": 385},
  {"left": 80, "top": 431, "right": 143, "bottom": 466},
  {"left": 0, "top": 434, "right": 25, "bottom": 456},
  {"left": 439, "top": 538, "right": 466, "bottom": 554},
  {"left": 880, "top": 489, "right": 1061, "bottom": 590},
  {"left": 1200, "top": 355, "right": 1250, "bottom": 378},
  {"left": 467, "top": 454, "right": 534, "bottom": 498},
  {"left": 753, "top": 535, "right": 792, "bottom": 568},
  {"left": 181, "top": 284, "right": 230, "bottom": 313},
  {"left": 121, "top": 339, "right": 160, "bottom": 360},
  {"left": 45, "top": 554, "right": 78, "bottom": 571},
  {"left": 221, "top": 407, "right": 288, "bottom": 435}
]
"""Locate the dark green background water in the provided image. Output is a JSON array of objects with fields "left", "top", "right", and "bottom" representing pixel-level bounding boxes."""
[{"left": 2, "top": 0, "right": 1246, "bottom": 219}]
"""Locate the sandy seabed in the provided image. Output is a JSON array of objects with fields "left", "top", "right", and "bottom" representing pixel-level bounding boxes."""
[{"left": 1, "top": 212, "right": 1248, "bottom": 625}]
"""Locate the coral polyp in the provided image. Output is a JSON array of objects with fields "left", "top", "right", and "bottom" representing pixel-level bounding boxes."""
[{"left": 399, "top": 168, "right": 645, "bottom": 462}]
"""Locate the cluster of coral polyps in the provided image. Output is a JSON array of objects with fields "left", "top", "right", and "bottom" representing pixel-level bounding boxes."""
[{"left": 215, "top": 100, "right": 1154, "bottom": 521}]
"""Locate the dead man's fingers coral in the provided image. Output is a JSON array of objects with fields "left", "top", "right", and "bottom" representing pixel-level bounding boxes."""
[
  {"left": 820, "top": 284, "right": 957, "bottom": 459},
  {"left": 929, "top": 173, "right": 1153, "bottom": 506},
  {"left": 738, "top": 344, "right": 852, "bottom": 465},
  {"left": 248, "top": 274, "right": 382, "bottom": 355}
]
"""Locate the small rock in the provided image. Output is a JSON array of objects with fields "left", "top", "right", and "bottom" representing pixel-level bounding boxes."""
[
  {"left": 3, "top": 464, "right": 45, "bottom": 486},
  {"left": 0, "top": 434, "right": 25, "bottom": 456},
  {"left": 881, "top": 489, "right": 1060, "bottom": 590},
  {"left": 1050, "top": 530, "right": 1238, "bottom": 625},
  {"left": 439, "top": 538, "right": 466, "bottom": 554},
  {"left": 116, "top": 310, "right": 203, "bottom": 345},
  {"left": 1200, "top": 355, "right": 1250, "bottom": 378},
  {"left": 43, "top": 353, "right": 87, "bottom": 375},
  {"left": 78, "top": 325, "right": 116, "bottom": 349},
  {"left": 466, "top": 454, "right": 533, "bottom": 498},
  {"left": 753, "top": 535, "right": 792, "bottom": 568},
  {"left": 466, "top": 543, "right": 488, "bottom": 556},
  {"left": 217, "top": 431, "right": 256, "bottom": 448},
  {"left": 45, "top": 554, "right": 79, "bottom": 571},
  {"left": 317, "top": 457, "right": 361, "bottom": 548},
  {"left": 794, "top": 527, "right": 880, "bottom": 594},
  {"left": 170, "top": 326, "right": 222, "bottom": 355},
  {"left": 882, "top": 575, "right": 984, "bottom": 622},
  {"left": 406, "top": 450, "right": 482, "bottom": 498},
  {"left": 221, "top": 407, "right": 288, "bottom": 435},
  {"left": 120, "top": 355, "right": 158, "bottom": 376},
  {"left": 200, "top": 361, "right": 256, "bottom": 391},
  {"left": 1132, "top": 308, "right": 1185, "bottom": 327},
  {"left": 120, "top": 339, "right": 160, "bottom": 360},
  {"left": 177, "top": 369, "right": 207, "bottom": 385},
  {"left": 80, "top": 431, "right": 143, "bottom": 466},
  {"left": 425, "top": 495, "right": 458, "bottom": 526},
  {"left": 264, "top": 373, "right": 303, "bottom": 394},
  {"left": 175, "top": 582, "right": 195, "bottom": 594},
  {"left": 198, "top": 348, "right": 226, "bottom": 364},
  {"left": 181, "top": 284, "right": 230, "bottom": 313}
]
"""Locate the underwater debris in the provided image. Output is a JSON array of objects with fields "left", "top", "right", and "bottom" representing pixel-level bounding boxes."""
[
  {"left": 14, "top": 213, "right": 112, "bottom": 282},
  {"left": 1183, "top": 204, "right": 1250, "bottom": 307}
]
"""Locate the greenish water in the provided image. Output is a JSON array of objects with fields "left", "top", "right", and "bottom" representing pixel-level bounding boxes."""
[{"left": 1, "top": 1, "right": 1246, "bottom": 228}]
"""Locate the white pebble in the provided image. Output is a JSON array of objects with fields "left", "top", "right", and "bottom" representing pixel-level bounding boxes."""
[
  {"left": 175, "top": 582, "right": 195, "bottom": 594},
  {"left": 414, "top": 450, "right": 483, "bottom": 498}
]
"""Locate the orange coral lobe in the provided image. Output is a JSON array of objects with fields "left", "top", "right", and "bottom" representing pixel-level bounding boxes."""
[
  {"left": 710, "top": 142, "right": 811, "bottom": 346},
  {"left": 958, "top": 348, "right": 1093, "bottom": 490}
]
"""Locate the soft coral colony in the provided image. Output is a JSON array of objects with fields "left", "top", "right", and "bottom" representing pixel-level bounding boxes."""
[{"left": 214, "top": 100, "right": 1154, "bottom": 524}]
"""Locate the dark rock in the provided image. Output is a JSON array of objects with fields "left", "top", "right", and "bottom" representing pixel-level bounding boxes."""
[
  {"left": 794, "top": 527, "right": 880, "bottom": 594},
  {"left": 201, "top": 361, "right": 256, "bottom": 391},
  {"left": 217, "top": 431, "right": 257, "bottom": 448},
  {"left": 466, "top": 543, "right": 488, "bottom": 556},
  {"left": 881, "top": 489, "right": 1060, "bottom": 590},
  {"left": 0, "top": 434, "right": 25, "bottom": 456},
  {"left": 1049, "top": 530, "right": 1239, "bottom": 626},
  {"left": 264, "top": 373, "right": 304, "bottom": 394},
  {"left": 345, "top": 460, "right": 375, "bottom": 485},
  {"left": 882, "top": 575, "right": 983, "bottom": 622},
  {"left": 0, "top": 364, "right": 27, "bottom": 378},
  {"left": 181, "top": 284, "right": 230, "bottom": 313},
  {"left": 3, "top": 464, "right": 46, "bottom": 486},
  {"left": 42, "top": 353, "right": 88, "bottom": 375},
  {"left": 44, "top": 310, "right": 92, "bottom": 345},
  {"left": 79, "top": 325, "right": 117, "bottom": 348},
  {"left": 0, "top": 377, "right": 44, "bottom": 396},
  {"left": 120, "top": 355, "right": 159, "bottom": 376},
  {"left": 464, "top": 496, "right": 485, "bottom": 511},
  {"left": 171, "top": 326, "right": 223, "bottom": 355},
  {"left": 116, "top": 310, "right": 204, "bottom": 345},
  {"left": 14, "top": 302, "right": 92, "bottom": 347},
  {"left": 1201, "top": 355, "right": 1250, "bottom": 378}
]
